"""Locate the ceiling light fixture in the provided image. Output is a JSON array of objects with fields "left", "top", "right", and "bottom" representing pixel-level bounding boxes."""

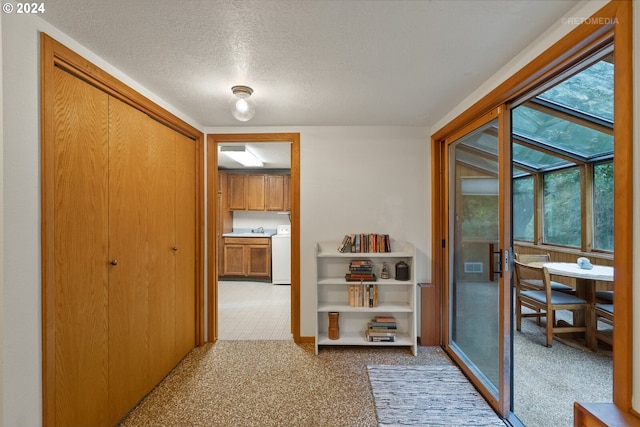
[
  {"left": 228, "top": 85, "right": 256, "bottom": 122},
  {"left": 219, "top": 145, "right": 263, "bottom": 167}
]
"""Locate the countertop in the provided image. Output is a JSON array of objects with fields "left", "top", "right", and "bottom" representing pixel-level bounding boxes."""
[{"left": 223, "top": 228, "right": 276, "bottom": 238}]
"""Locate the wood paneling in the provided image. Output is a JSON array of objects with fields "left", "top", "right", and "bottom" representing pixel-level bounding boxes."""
[
  {"left": 175, "top": 133, "right": 197, "bottom": 361},
  {"left": 53, "top": 67, "right": 110, "bottom": 427},
  {"left": 108, "top": 97, "right": 151, "bottom": 424},
  {"left": 147, "top": 119, "right": 177, "bottom": 386}
]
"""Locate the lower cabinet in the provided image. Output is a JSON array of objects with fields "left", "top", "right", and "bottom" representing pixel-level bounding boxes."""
[{"left": 222, "top": 237, "right": 271, "bottom": 279}]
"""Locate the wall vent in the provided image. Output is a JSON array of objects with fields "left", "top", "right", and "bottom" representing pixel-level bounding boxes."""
[{"left": 464, "top": 262, "right": 483, "bottom": 273}]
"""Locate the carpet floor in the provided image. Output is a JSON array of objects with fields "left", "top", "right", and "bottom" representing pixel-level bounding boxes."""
[
  {"left": 118, "top": 341, "right": 454, "bottom": 427},
  {"left": 368, "top": 365, "right": 505, "bottom": 427}
]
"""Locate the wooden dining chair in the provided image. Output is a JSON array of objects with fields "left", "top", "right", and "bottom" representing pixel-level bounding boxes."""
[
  {"left": 593, "top": 303, "right": 614, "bottom": 347},
  {"left": 514, "top": 253, "right": 575, "bottom": 294},
  {"left": 514, "top": 260, "right": 590, "bottom": 347}
]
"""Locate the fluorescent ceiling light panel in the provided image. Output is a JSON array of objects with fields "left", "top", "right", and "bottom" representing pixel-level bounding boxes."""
[{"left": 220, "top": 145, "right": 263, "bottom": 167}]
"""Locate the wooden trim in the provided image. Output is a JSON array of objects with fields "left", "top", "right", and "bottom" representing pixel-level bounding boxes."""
[
  {"left": 609, "top": 0, "right": 633, "bottom": 412},
  {"left": 207, "top": 133, "right": 301, "bottom": 343},
  {"left": 498, "top": 105, "right": 512, "bottom": 416},
  {"left": 40, "top": 32, "right": 57, "bottom": 427},
  {"left": 41, "top": 33, "right": 205, "bottom": 427},
  {"left": 432, "top": 0, "right": 635, "bottom": 420}
]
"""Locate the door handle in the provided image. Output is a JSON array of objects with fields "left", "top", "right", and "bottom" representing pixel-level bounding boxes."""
[{"left": 489, "top": 243, "right": 502, "bottom": 281}]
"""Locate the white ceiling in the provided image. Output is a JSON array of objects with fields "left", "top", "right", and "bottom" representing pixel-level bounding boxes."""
[{"left": 41, "top": 0, "right": 580, "bottom": 130}]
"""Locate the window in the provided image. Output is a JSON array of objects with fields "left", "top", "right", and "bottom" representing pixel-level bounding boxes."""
[
  {"left": 511, "top": 54, "right": 614, "bottom": 253},
  {"left": 513, "top": 176, "right": 534, "bottom": 241},
  {"left": 593, "top": 161, "right": 613, "bottom": 251},
  {"left": 543, "top": 168, "right": 581, "bottom": 247}
]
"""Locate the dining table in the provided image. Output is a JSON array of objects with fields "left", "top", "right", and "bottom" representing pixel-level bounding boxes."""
[{"left": 539, "top": 262, "right": 614, "bottom": 350}]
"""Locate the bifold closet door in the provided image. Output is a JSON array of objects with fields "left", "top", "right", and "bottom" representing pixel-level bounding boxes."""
[
  {"left": 108, "top": 97, "right": 151, "bottom": 425},
  {"left": 147, "top": 119, "right": 178, "bottom": 385},
  {"left": 175, "top": 133, "right": 197, "bottom": 360},
  {"left": 52, "top": 67, "right": 110, "bottom": 427}
]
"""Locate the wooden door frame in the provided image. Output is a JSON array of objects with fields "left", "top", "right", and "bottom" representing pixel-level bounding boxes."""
[
  {"left": 206, "top": 133, "right": 301, "bottom": 343},
  {"left": 41, "top": 33, "right": 206, "bottom": 427},
  {"left": 432, "top": 0, "right": 633, "bottom": 419},
  {"left": 441, "top": 107, "right": 512, "bottom": 415}
]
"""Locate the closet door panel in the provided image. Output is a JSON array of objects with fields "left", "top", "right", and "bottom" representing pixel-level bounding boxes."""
[
  {"left": 147, "top": 119, "right": 177, "bottom": 386},
  {"left": 175, "top": 133, "right": 197, "bottom": 360},
  {"left": 108, "top": 97, "right": 151, "bottom": 424},
  {"left": 52, "top": 67, "right": 110, "bottom": 427}
]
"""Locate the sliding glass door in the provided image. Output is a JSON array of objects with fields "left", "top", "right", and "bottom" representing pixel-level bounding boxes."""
[{"left": 445, "top": 109, "right": 512, "bottom": 415}]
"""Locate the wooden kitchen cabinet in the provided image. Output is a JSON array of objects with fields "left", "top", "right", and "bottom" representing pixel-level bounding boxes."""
[
  {"left": 283, "top": 174, "right": 291, "bottom": 211},
  {"left": 227, "top": 173, "right": 246, "bottom": 210},
  {"left": 222, "top": 237, "right": 271, "bottom": 279},
  {"left": 266, "top": 175, "right": 285, "bottom": 211},
  {"left": 227, "top": 173, "right": 266, "bottom": 210},
  {"left": 247, "top": 174, "right": 266, "bottom": 210}
]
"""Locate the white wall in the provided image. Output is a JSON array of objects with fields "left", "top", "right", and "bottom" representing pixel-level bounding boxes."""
[
  {"left": 1, "top": 14, "right": 201, "bottom": 427},
  {"left": 207, "top": 126, "right": 432, "bottom": 337},
  {"left": 0, "top": 12, "right": 5, "bottom": 427},
  {"left": 431, "top": 0, "right": 639, "bottom": 413}
]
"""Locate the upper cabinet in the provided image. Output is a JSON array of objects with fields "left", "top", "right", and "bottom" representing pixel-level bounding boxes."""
[
  {"left": 227, "top": 173, "right": 290, "bottom": 211},
  {"left": 227, "top": 174, "right": 247, "bottom": 210},
  {"left": 246, "top": 174, "right": 266, "bottom": 210},
  {"left": 266, "top": 175, "right": 285, "bottom": 211}
]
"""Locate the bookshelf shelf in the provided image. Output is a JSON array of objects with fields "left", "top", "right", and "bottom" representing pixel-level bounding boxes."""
[{"left": 315, "top": 240, "right": 417, "bottom": 355}]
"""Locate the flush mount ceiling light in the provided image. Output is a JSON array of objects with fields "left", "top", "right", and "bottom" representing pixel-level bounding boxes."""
[
  {"left": 219, "top": 145, "right": 263, "bottom": 167},
  {"left": 228, "top": 85, "right": 256, "bottom": 122}
]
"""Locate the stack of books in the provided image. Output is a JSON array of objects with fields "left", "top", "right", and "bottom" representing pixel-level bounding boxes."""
[
  {"left": 345, "top": 260, "right": 375, "bottom": 281},
  {"left": 366, "top": 316, "right": 397, "bottom": 342},
  {"left": 348, "top": 283, "right": 378, "bottom": 307}
]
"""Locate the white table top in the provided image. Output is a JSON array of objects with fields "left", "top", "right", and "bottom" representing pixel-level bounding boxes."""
[{"left": 542, "top": 262, "right": 614, "bottom": 282}]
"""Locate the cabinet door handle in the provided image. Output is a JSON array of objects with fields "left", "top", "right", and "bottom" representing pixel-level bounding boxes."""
[{"left": 110, "top": 259, "right": 118, "bottom": 266}]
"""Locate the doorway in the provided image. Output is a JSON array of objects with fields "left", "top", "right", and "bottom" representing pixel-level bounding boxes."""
[
  {"left": 206, "top": 133, "right": 301, "bottom": 343},
  {"left": 432, "top": 2, "right": 633, "bottom": 422}
]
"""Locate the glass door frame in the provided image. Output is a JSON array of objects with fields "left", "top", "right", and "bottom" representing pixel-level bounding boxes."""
[
  {"left": 431, "top": 2, "right": 633, "bottom": 421},
  {"left": 440, "top": 107, "right": 512, "bottom": 416}
]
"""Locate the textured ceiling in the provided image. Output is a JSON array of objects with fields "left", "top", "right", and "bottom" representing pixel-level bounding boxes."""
[{"left": 40, "top": 0, "right": 579, "bottom": 128}]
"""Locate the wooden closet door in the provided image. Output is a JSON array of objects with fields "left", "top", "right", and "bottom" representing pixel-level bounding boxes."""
[
  {"left": 147, "top": 119, "right": 177, "bottom": 386},
  {"left": 108, "top": 97, "right": 151, "bottom": 424},
  {"left": 51, "top": 67, "right": 110, "bottom": 427},
  {"left": 175, "top": 133, "right": 197, "bottom": 361}
]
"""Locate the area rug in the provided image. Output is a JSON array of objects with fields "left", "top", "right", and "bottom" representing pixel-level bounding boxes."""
[{"left": 367, "top": 365, "right": 505, "bottom": 427}]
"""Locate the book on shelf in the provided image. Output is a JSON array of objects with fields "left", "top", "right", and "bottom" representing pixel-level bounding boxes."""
[
  {"left": 347, "top": 283, "right": 378, "bottom": 307},
  {"left": 337, "top": 235, "right": 352, "bottom": 253},
  {"left": 369, "top": 316, "right": 397, "bottom": 329},
  {"left": 337, "top": 234, "right": 392, "bottom": 253},
  {"left": 366, "top": 329, "right": 396, "bottom": 342}
]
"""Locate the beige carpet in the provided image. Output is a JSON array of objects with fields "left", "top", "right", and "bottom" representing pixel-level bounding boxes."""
[
  {"left": 514, "top": 310, "right": 613, "bottom": 427},
  {"left": 118, "top": 341, "right": 453, "bottom": 427}
]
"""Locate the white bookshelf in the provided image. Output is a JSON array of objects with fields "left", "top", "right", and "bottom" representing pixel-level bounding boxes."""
[{"left": 315, "top": 240, "right": 417, "bottom": 355}]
